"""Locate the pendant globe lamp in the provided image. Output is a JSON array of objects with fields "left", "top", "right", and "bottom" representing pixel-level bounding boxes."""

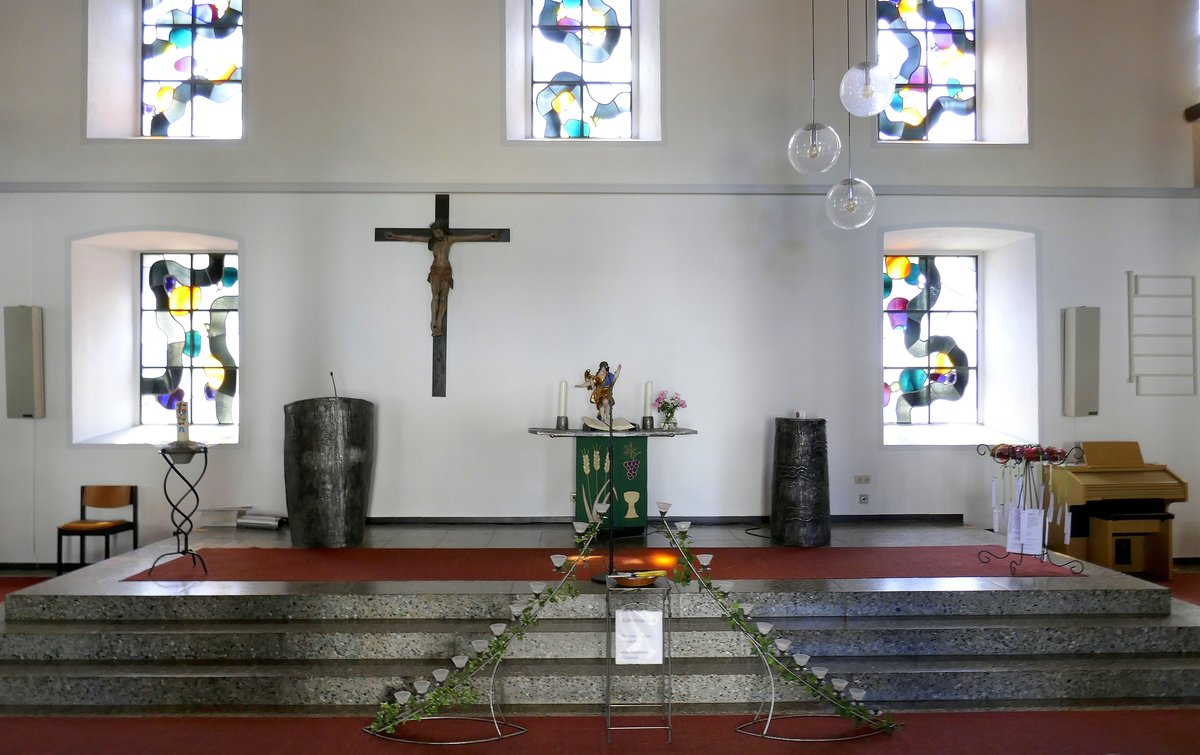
[
  {"left": 826, "top": 175, "right": 877, "bottom": 229},
  {"left": 787, "top": 0, "right": 840, "bottom": 174},
  {"left": 826, "top": 0, "right": 877, "bottom": 229},
  {"left": 839, "top": 0, "right": 895, "bottom": 117}
]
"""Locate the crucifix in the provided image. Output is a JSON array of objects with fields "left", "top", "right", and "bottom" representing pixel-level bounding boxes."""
[{"left": 374, "top": 194, "right": 511, "bottom": 397}]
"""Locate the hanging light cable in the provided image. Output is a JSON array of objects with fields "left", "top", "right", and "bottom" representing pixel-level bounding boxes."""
[
  {"left": 827, "top": 0, "right": 877, "bottom": 229},
  {"left": 839, "top": 0, "right": 895, "bottom": 117},
  {"left": 787, "top": 0, "right": 841, "bottom": 173}
]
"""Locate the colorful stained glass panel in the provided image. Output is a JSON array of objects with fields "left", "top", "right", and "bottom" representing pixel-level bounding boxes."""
[
  {"left": 140, "top": 252, "right": 239, "bottom": 427},
  {"left": 878, "top": 0, "right": 975, "bottom": 142},
  {"left": 141, "top": 0, "right": 243, "bottom": 138},
  {"left": 882, "top": 255, "right": 977, "bottom": 425},
  {"left": 530, "top": 0, "right": 633, "bottom": 139}
]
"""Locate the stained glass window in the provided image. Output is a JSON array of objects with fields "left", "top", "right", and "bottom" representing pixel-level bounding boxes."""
[
  {"left": 141, "top": 0, "right": 244, "bottom": 138},
  {"left": 531, "top": 0, "right": 633, "bottom": 138},
  {"left": 140, "top": 253, "right": 239, "bottom": 428},
  {"left": 883, "top": 255, "right": 976, "bottom": 424},
  {"left": 877, "top": 0, "right": 975, "bottom": 142}
]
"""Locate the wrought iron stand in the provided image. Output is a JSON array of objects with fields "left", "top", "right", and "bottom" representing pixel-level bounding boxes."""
[
  {"left": 148, "top": 442, "right": 209, "bottom": 575},
  {"left": 977, "top": 444, "right": 1086, "bottom": 575}
]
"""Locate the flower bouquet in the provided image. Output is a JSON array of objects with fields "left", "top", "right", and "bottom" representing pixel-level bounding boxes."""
[{"left": 653, "top": 390, "right": 687, "bottom": 431}]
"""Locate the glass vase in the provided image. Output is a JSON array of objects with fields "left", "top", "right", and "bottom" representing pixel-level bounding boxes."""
[{"left": 662, "top": 414, "right": 678, "bottom": 432}]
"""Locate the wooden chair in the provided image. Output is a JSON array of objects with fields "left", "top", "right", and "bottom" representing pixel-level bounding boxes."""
[{"left": 56, "top": 485, "right": 138, "bottom": 575}]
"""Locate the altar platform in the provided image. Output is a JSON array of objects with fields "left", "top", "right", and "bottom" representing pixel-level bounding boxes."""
[{"left": 3, "top": 521, "right": 1200, "bottom": 714}]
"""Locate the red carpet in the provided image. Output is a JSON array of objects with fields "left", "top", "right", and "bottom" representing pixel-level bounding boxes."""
[
  {"left": 0, "top": 710, "right": 1195, "bottom": 754},
  {"left": 0, "top": 577, "right": 46, "bottom": 603},
  {"left": 1156, "top": 572, "right": 1200, "bottom": 606},
  {"left": 125, "top": 545, "right": 1079, "bottom": 582}
]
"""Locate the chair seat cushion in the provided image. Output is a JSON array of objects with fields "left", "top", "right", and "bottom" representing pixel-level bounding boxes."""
[{"left": 60, "top": 519, "right": 129, "bottom": 532}]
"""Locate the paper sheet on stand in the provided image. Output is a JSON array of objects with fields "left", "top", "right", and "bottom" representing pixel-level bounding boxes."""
[
  {"left": 991, "top": 477, "right": 1000, "bottom": 532},
  {"left": 1006, "top": 503, "right": 1022, "bottom": 554},
  {"left": 615, "top": 609, "right": 663, "bottom": 665},
  {"left": 1019, "top": 508, "right": 1044, "bottom": 555}
]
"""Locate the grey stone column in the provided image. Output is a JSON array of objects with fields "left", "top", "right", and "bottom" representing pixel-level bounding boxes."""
[
  {"left": 770, "top": 417, "right": 830, "bottom": 547},
  {"left": 283, "top": 397, "right": 376, "bottom": 547}
]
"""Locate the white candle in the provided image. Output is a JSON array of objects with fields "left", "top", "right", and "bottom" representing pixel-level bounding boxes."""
[
  {"left": 557, "top": 380, "right": 568, "bottom": 416},
  {"left": 644, "top": 381, "right": 654, "bottom": 416}
]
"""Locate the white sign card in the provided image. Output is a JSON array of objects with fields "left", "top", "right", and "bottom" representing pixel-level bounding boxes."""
[
  {"left": 614, "top": 609, "right": 663, "bottom": 665},
  {"left": 991, "top": 477, "right": 1000, "bottom": 531},
  {"left": 1006, "top": 503, "right": 1022, "bottom": 554},
  {"left": 1019, "top": 508, "right": 1044, "bottom": 555}
]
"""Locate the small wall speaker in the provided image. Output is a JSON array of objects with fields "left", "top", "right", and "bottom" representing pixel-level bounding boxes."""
[
  {"left": 4, "top": 305, "right": 46, "bottom": 419},
  {"left": 1062, "top": 306, "right": 1100, "bottom": 417}
]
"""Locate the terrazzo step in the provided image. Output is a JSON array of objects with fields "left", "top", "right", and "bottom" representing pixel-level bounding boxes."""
[
  {"left": 4, "top": 610, "right": 1200, "bottom": 662},
  {"left": 2, "top": 655, "right": 1199, "bottom": 709},
  {"left": 3, "top": 576, "right": 1171, "bottom": 622}
]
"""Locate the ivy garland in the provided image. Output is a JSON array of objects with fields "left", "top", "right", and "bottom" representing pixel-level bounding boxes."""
[
  {"left": 368, "top": 516, "right": 603, "bottom": 734},
  {"left": 368, "top": 509, "right": 900, "bottom": 736},
  {"left": 661, "top": 516, "right": 901, "bottom": 734}
]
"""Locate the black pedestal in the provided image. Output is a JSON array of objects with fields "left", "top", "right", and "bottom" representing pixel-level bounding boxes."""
[
  {"left": 770, "top": 417, "right": 830, "bottom": 547},
  {"left": 283, "top": 397, "right": 376, "bottom": 547}
]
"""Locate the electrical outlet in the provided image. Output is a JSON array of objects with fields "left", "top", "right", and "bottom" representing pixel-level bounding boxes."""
[
  {"left": 858, "top": 493, "right": 870, "bottom": 505},
  {"left": 853, "top": 475, "right": 871, "bottom": 484},
  {"left": 569, "top": 492, "right": 577, "bottom": 503}
]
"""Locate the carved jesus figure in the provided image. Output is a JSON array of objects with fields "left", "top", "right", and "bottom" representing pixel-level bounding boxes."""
[{"left": 383, "top": 221, "right": 500, "bottom": 336}]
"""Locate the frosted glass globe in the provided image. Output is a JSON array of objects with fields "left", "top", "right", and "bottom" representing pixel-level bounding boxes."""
[
  {"left": 839, "top": 62, "right": 895, "bottom": 117},
  {"left": 787, "top": 123, "right": 841, "bottom": 174},
  {"left": 825, "top": 178, "right": 877, "bottom": 229}
]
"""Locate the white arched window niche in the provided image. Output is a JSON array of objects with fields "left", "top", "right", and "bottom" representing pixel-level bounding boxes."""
[
  {"left": 882, "top": 226, "right": 1038, "bottom": 446},
  {"left": 70, "top": 229, "right": 240, "bottom": 446}
]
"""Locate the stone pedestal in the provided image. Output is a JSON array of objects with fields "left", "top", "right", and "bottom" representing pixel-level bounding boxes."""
[
  {"left": 770, "top": 417, "right": 830, "bottom": 547},
  {"left": 283, "top": 397, "right": 376, "bottom": 547}
]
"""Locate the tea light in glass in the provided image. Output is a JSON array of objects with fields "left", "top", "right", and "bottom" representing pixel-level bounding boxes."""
[
  {"left": 413, "top": 679, "right": 432, "bottom": 695},
  {"left": 509, "top": 603, "right": 524, "bottom": 618},
  {"left": 831, "top": 678, "right": 849, "bottom": 692},
  {"left": 490, "top": 622, "right": 507, "bottom": 637},
  {"left": 432, "top": 668, "right": 450, "bottom": 683},
  {"left": 774, "top": 638, "right": 792, "bottom": 653},
  {"left": 657, "top": 501, "right": 672, "bottom": 515},
  {"left": 755, "top": 622, "right": 774, "bottom": 636},
  {"left": 452, "top": 655, "right": 469, "bottom": 669},
  {"left": 572, "top": 521, "right": 588, "bottom": 534},
  {"left": 792, "top": 653, "right": 811, "bottom": 668},
  {"left": 696, "top": 553, "right": 713, "bottom": 569},
  {"left": 849, "top": 688, "right": 867, "bottom": 702},
  {"left": 529, "top": 581, "right": 546, "bottom": 595},
  {"left": 594, "top": 501, "right": 611, "bottom": 515},
  {"left": 550, "top": 554, "right": 568, "bottom": 570},
  {"left": 811, "top": 666, "right": 829, "bottom": 680},
  {"left": 471, "top": 639, "right": 489, "bottom": 654},
  {"left": 675, "top": 521, "right": 691, "bottom": 533},
  {"left": 393, "top": 690, "right": 412, "bottom": 705}
]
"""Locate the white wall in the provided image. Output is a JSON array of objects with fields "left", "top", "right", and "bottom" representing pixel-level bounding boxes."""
[
  {"left": 1, "top": 0, "right": 1195, "bottom": 189},
  {"left": 1, "top": 1, "right": 1199, "bottom": 563}
]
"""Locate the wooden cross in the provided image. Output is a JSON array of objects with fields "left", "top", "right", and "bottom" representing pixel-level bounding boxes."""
[{"left": 375, "top": 194, "right": 511, "bottom": 397}]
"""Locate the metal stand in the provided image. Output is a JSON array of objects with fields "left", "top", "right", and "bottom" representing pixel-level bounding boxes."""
[
  {"left": 149, "top": 443, "right": 209, "bottom": 575},
  {"left": 605, "top": 577, "right": 672, "bottom": 743},
  {"left": 977, "top": 444, "right": 1086, "bottom": 575}
]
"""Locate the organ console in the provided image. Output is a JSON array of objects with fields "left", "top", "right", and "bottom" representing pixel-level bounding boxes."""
[{"left": 1046, "top": 441, "right": 1187, "bottom": 579}]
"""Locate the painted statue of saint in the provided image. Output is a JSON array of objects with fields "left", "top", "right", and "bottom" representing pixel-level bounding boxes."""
[{"left": 577, "top": 361, "right": 622, "bottom": 425}]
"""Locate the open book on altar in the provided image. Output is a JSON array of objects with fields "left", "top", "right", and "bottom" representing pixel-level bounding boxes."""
[{"left": 581, "top": 416, "right": 637, "bottom": 432}]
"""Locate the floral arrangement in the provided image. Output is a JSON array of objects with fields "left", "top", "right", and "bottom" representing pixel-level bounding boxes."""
[{"left": 653, "top": 390, "right": 687, "bottom": 427}]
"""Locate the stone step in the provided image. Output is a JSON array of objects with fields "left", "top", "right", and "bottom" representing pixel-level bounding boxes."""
[
  {"left": 4, "top": 609, "right": 1200, "bottom": 662},
  {"left": 2, "top": 655, "right": 1199, "bottom": 708},
  {"left": 3, "top": 575, "right": 1171, "bottom": 622}
]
